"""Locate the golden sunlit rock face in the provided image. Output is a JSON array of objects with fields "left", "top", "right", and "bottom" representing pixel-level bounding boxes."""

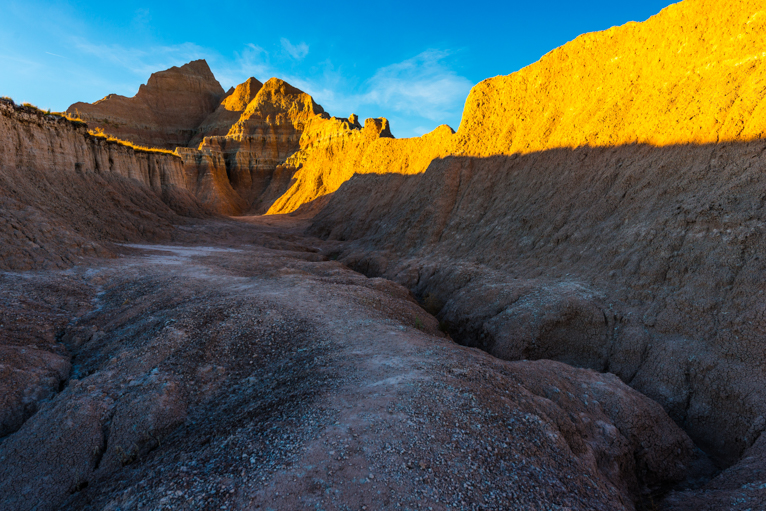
[
  {"left": 180, "top": 78, "right": 330, "bottom": 214},
  {"left": 266, "top": 119, "right": 451, "bottom": 214},
  {"left": 454, "top": 0, "right": 766, "bottom": 154},
  {"left": 265, "top": 0, "right": 766, "bottom": 213},
  {"left": 63, "top": 0, "right": 766, "bottom": 217},
  {"left": 187, "top": 77, "right": 264, "bottom": 147}
]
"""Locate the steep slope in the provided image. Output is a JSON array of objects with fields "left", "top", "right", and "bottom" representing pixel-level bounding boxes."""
[
  {"left": 270, "top": 0, "right": 766, "bottom": 215},
  {"left": 266, "top": 115, "right": 401, "bottom": 214},
  {"left": 0, "top": 99, "right": 208, "bottom": 270},
  {"left": 304, "top": 0, "right": 766, "bottom": 471},
  {"left": 187, "top": 76, "right": 263, "bottom": 147},
  {"left": 68, "top": 60, "right": 225, "bottom": 150},
  {"left": 452, "top": 0, "right": 766, "bottom": 154}
]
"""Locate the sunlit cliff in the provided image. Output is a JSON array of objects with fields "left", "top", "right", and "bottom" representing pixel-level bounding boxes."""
[{"left": 267, "top": 0, "right": 766, "bottom": 213}]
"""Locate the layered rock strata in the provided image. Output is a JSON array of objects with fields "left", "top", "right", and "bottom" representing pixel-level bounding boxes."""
[
  {"left": 178, "top": 76, "right": 395, "bottom": 214},
  {"left": 0, "top": 99, "right": 206, "bottom": 270},
  {"left": 186, "top": 78, "right": 329, "bottom": 213},
  {"left": 0, "top": 101, "right": 187, "bottom": 191},
  {"left": 45, "top": 0, "right": 766, "bottom": 482},
  {"left": 187, "top": 76, "right": 263, "bottom": 147},
  {"left": 68, "top": 65, "right": 370, "bottom": 214}
]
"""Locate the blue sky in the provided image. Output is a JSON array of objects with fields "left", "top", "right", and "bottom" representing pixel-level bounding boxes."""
[{"left": 0, "top": 0, "right": 676, "bottom": 138}]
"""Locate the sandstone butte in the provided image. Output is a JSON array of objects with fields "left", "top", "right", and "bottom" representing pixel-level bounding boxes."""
[{"left": 68, "top": 60, "right": 225, "bottom": 150}]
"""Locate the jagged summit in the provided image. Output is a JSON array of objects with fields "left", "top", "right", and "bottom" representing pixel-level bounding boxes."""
[
  {"left": 221, "top": 77, "right": 263, "bottom": 112},
  {"left": 188, "top": 76, "right": 264, "bottom": 146},
  {"left": 237, "top": 77, "right": 325, "bottom": 121},
  {"left": 140, "top": 59, "right": 222, "bottom": 96}
]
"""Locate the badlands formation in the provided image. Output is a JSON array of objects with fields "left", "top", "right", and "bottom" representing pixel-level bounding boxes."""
[{"left": 2, "top": 0, "right": 766, "bottom": 509}]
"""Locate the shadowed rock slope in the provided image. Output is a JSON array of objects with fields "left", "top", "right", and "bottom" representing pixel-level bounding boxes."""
[
  {"left": 0, "top": 99, "right": 208, "bottom": 270},
  {"left": 302, "top": 0, "right": 766, "bottom": 478},
  {"left": 0, "top": 219, "right": 700, "bottom": 511}
]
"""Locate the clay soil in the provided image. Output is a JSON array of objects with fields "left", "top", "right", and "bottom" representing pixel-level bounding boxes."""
[{"left": 0, "top": 215, "right": 725, "bottom": 511}]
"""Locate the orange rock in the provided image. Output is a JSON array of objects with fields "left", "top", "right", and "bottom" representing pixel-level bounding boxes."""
[
  {"left": 268, "top": 0, "right": 766, "bottom": 214},
  {"left": 267, "top": 120, "right": 452, "bottom": 214},
  {"left": 182, "top": 78, "right": 331, "bottom": 213},
  {"left": 453, "top": 0, "right": 766, "bottom": 155},
  {"left": 188, "top": 77, "right": 263, "bottom": 147}
]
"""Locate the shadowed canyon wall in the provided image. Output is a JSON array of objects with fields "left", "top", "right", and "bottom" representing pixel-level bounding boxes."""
[
  {"left": 311, "top": 140, "right": 766, "bottom": 465},
  {"left": 0, "top": 99, "right": 207, "bottom": 270}
]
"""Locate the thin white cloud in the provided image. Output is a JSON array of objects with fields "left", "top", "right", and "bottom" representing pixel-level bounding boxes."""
[
  {"left": 280, "top": 38, "right": 309, "bottom": 60},
  {"left": 358, "top": 50, "right": 473, "bottom": 122},
  {"left": 72, "top": 38, "right": 211, "bottom": 78}
]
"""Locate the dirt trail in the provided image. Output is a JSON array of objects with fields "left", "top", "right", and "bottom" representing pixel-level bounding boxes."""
[{"left": 0, "top": 217, "right": 720, "bottom": 510}]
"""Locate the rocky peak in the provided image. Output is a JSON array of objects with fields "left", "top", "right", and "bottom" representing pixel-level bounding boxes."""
[
  {"left": 221, "top": 77, "right": 263, "bottom": 112},
  {"left": 363, "top": 117, "right": 393, "bottom": 139},
  {"left": 67, "top": 59, "right": 226, "bottom": 150},
  {"left": 140, "top": 59, "right": 224, "bottom": 98},
  {"left": 188, "top": 77, "right": 264, "bottom": 147},
  {"left": 240, "top": 78, "right": 325, "bottom": 120}
]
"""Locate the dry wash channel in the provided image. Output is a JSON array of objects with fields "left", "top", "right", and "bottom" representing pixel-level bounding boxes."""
[{"left": 1, "top": 217, "right": 704, "bottom": 510}]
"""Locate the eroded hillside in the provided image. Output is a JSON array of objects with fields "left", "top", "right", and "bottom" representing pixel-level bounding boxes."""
[
  {"left": 297, "top": 1, "right": 766, "bottom": 506},
  {"left": 3, "top": 0, "right": 766, "bottom": 509},
  {"left": 0, "top": 99, "right": 206, "bottom": 270}
]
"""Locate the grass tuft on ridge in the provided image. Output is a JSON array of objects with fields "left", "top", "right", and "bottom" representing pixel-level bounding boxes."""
[{"left": 87, "top": 127, "right": 177, "bottom": 156}]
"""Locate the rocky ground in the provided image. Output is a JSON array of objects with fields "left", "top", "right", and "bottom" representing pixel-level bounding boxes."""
[{"left": 0, "top": 215, "right": 718, "bottom": 511}]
